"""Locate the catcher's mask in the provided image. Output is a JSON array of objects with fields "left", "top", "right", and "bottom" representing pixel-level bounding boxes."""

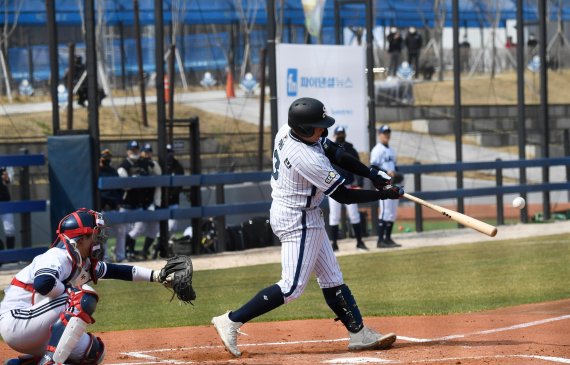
[
  {"left": 288, "top": 97, "right": 335, "bottom": 138},
  {"left": 53, "top": 208, "right": 108, "bottom": 261}
]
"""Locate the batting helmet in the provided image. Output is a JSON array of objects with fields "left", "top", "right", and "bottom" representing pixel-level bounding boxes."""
[{"left": 288, "top": 97, "right": 335, "bottom": 137}]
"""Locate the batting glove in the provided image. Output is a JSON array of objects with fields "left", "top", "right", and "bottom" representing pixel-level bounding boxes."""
[{"left": 369, "top": 165, "right": 392, "bottom": 190}]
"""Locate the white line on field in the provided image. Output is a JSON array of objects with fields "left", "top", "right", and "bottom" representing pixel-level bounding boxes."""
[
  {"left": 108, "top": 314, "right": 570, "bottom": 364},
  {"left": 324, "top": 354, "right": 570, "bottom": 364}
]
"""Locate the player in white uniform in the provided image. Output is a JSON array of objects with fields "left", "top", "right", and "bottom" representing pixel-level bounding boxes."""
[
  {"left": 212, "top": 97, "right": 404, "bottom": 357},
  {"left": 370, "top": 125, "right": 402, "bottom": 248},
  {"left": 0, "top": 208, "right": 166, "bottom": 365}
]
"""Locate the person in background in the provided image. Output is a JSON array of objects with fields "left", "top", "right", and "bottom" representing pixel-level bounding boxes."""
[
  {"left": 0, "top": 166, "right": 16, "bottom": 251},
  {"left": 327, "top": 126, "right": 367, "bottom": 252},
  {"left": 139, "top": 143, "right": 162, "bottom": 260},
  {"left": 98, "top": 149, "right": 123, "bottom": 261},
  {"left": 404, "top": 27, "right": 423, "bottom": 77},
  {"left": 370, "top": 125, "right": 402, "bottom": 248},
  {"left": 117, "top": 141, "right": 158, "bottom": 262},
  {"left": 164, "top": 143, "right": 185, "bottom": 238},
  {"left": 459, "top": 35, "right": 471, "bottom": 73},
  {"left": 387, "top": 27, "right": 403, "bottom": 76}
]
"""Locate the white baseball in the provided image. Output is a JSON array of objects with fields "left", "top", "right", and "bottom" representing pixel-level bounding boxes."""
[{"left": 512, "top": 197, "right": 526, "bottom": 209}]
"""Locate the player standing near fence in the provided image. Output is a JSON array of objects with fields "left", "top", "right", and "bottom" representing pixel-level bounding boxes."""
[
  {"left": 0, "top": 166, "right": 16, "bottom": 251},
  {"left": 370, "top": 125, "right": 403, "bottom": 248},
  {"left": 327, "top": 126, "right": 367, "bottom": 252},
  {"left": 212, "top": 97, "right": 403, "bottom": 357}
]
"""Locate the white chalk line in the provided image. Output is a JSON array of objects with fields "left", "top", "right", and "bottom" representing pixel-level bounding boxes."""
[
  {"left": 324, "top": 354, "right": 570, "bottom": 364},
  {"left": 107, "top": 314, "right": 570, "bottom": 365}
]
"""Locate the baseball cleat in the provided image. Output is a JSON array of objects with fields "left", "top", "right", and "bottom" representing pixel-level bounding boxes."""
[
  {"left": 356, "top": 241, "right": 369, "bottom": 251},
  {"left": 212, "top": 311, "right": 243, "bottom": 357},
  {"left": 348, "top": 327, "right": 397, "bottom": 351}
]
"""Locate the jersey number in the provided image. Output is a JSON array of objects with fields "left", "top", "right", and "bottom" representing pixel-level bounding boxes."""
[{"left": 272, "top": 149, "right": 280, "bottom": 180}]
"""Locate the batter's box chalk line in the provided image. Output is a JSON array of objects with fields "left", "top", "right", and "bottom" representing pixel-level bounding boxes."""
[
  {"left": 323, "top": 355, "right": 570, "bottom": 364},
  {"left": 108, "top": 315, "right": 570, "bottom": 365}
]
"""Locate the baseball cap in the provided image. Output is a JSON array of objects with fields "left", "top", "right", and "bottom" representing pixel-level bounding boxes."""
[
  {"left": 334, "top": 126, "right": 346, "bottom": 135},
  {"left": 378, "top": 125, "right": 391, "bottom": 134},
  {"left": 142, "top": 143, "right": 153, "bottom": 152},
  {"left": 127, "top": 140, "right": 139, "bottom": 150}
]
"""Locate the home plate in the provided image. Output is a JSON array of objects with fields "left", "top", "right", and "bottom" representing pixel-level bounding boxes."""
[{"left": 323, "top": 357, "right": 395, "bottom": 364}]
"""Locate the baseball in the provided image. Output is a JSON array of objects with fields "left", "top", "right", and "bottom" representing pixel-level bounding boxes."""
[{"left": 512, "top": 197, "right": 526, "bottom": 209}]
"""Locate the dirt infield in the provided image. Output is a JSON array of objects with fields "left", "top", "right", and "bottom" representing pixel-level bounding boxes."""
[{"left": 2, "top": 299, "right": 569, "bottom": 364}]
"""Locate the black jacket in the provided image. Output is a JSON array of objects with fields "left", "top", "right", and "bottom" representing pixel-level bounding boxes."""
[
  {"left": 99, "top": 164, "right": 122, "bottom": 210},
  {"left": 165, "top": 155, "right": 185, "bottom": 206},
  {"left": 405, "top": 33, "right": 423, "bottom": 54},
  {"left": 119, "top": 158, "right": 153, "bottom": 208},
  {"left": 332, "top": 141, "right": 363, "bottom": 187}
]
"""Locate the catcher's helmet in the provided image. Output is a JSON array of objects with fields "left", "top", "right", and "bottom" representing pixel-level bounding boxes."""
[
  {"left": 56, "top": 208, "right": 108, "bottom": 261},
  {"left": 288, "top": 97, "right": 335, "bottom": 137}
]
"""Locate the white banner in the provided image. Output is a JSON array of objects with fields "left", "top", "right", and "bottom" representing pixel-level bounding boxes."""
[{"left": 276, "top": 44, "right": 368, "bottom": 151}]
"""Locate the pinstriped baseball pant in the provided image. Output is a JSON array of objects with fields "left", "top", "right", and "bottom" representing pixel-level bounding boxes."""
[{"left": 271, "top": 207, "right": 344, "bottom": 304}]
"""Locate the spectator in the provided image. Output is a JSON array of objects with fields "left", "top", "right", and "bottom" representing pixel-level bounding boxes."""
[
  {"left": 138, "top": 143, "right": 162, "bottom": 261},
  {"left": 459, "top": 35, "right": 471, "bottom": 73},
  {"left": 387, "top": 27, "right": 403, "bottom": 76},
  {"left": 200, "top": 72, "right": 217, "bottom": 88},
  {"left": 165, "top": 143, "right": 185, "bottom": 238},
  {"left": 116, "top": 141, "right": 160, "bottom": 261},
  {"left": 370, "top": 125, "right": 402, "bottom": 248},
  {"left": 62, "top": 55, "right": 105, "bottom": 107},
  {"left": 405, "top": 27, "right": 423, "bottom": 77},
  {"left": 396, "top": 61, "right": 415, "bottom": 81},
  {"left": 18, "top": 79, "right": 34, "bottom": 97},
  {"left": 239, "top": 72, "right": 258, "bottom": 96},
  {"left": 327, "top": 126, "right": 367, "bottom": 252},
  {"left": 0, "top": 166, "right": 15, "bottom": 251},
  {"left": 506, "top": 36, "right": 516, "bottom": 49},
  {"left": 527, "top": 33, "right": 538, "bottom": 60},
  {"left": 98, "top": 148, "right": 122, "bottom": 261}
]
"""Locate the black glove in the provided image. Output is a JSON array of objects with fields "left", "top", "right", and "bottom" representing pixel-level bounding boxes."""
[
  {"left": 382, "top": 185, "right": 404, "bottom": 199},
  {"left": 369, "top": 165, "right": 392, "bottom": 190},
  {"left": 392, "top": 172, "right": 404, "bottom": 185},
  {"left": 155, "top": 255, "right": 196, "bottom": 304}
]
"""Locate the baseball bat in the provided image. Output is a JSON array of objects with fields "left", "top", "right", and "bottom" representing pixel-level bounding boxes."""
[{"left": 403, "top": 193, "right": 498, "bottom": 237}]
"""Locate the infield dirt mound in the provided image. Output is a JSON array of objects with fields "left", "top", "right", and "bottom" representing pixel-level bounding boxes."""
[{"left": 2, "top": 299, "right": 569, "bottom": 364}]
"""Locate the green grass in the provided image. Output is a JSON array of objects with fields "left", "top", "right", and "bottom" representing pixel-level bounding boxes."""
[{"left": 3, "top": 234, "right": 569, "bottom": 333}]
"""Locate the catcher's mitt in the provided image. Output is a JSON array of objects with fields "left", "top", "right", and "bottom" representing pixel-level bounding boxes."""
[
  {"left": 158, "top": 255, "right": 196, "bottom": 304},
  {"left": 391, "top": 172, "right": 404, "bottom": 185}
]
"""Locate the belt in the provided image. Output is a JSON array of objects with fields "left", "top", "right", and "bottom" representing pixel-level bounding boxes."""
[{"left": 11, "top": 278, "right": 34, "bottom": 292}]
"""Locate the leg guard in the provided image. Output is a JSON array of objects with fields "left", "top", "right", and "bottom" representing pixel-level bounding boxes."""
[
  {"left": 322, "top": 284, "right": 364, "bottom": 333},
  {"left": 77, "top": 334, "right": 105, "bottom": 365},
  {"left": 40, "top": 286, "right": 98, "bottom": 365}
]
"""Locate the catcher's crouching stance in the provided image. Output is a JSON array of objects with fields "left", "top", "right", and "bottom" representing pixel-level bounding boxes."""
[{"left": 0, "top": 209, "right": 195, "bottom": 365}]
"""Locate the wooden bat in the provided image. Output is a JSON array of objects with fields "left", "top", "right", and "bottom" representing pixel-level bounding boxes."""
[{"left": 403, "top": 193, "right": 498, "bottom": 237}]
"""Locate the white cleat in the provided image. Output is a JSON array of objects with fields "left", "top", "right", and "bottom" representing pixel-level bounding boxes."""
[
  {"left": 348, "top": 326, "right": 397, "bottom": 351},
  {"left": 212, "top": 311, "right": 243, "bottom": 357}
]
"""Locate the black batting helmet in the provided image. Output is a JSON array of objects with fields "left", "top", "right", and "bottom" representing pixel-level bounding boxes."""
[{"left": 288, "top": 97, "right": 335, "bottom": 137}]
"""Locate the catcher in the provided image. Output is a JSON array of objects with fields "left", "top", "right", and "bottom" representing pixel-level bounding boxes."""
[{"left": 0, "top": 208, "right": 195, "bottom": 365}]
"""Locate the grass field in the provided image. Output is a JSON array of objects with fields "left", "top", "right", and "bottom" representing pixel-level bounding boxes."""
[{"left": 43, "top": 232, "right": 567, "bottom": 332}]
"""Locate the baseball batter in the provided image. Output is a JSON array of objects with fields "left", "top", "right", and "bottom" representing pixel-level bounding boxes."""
[
  {"left": 370, "top": 125, "right": 402, "bottom": 248},
  {"left": 0, "top": 208, "right": 167, "bottom": 365},
  {"left": 212, "top": 97, "right": 404, "bottom": 357}
]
